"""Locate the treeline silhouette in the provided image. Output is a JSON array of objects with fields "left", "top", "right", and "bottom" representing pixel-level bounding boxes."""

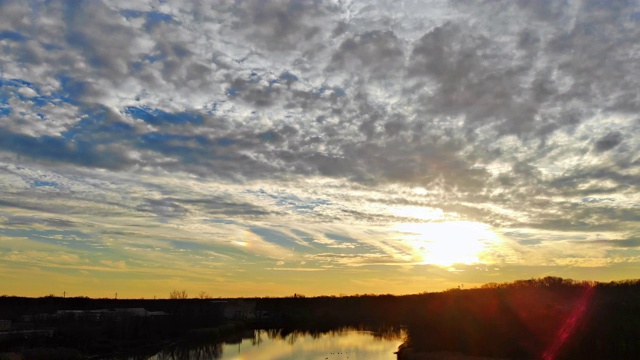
[
  {"left": 0, "top": 297, "right": 230, "bottom": 358},
  {"left": 2, "top": 277, "right": 640, "bottom": 359},
  {"left": 398, "top": 277, "right": 640, "bottom": 359}
]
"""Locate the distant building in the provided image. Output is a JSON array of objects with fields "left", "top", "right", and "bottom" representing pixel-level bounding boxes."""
[
  {"left": 115, "top": 308, "right": 169, "bottom": 317},
  {"left": 115, "top": 308, "right": 149, "bottom": 317},
  {"left": 55, "top": 310, "right": 86, "bottom": 319},
  {"left": 47, "top": 308, "right": 168, "bottom": 321}
]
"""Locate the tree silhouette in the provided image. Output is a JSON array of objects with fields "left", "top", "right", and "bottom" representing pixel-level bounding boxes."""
[{"left": 169, "top": 290, "right": 189, "bottom": 299}]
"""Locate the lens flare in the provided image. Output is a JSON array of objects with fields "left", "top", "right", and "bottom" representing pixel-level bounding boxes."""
[{"left": 542, "top": 284, "right": 595, "bottom": 360}]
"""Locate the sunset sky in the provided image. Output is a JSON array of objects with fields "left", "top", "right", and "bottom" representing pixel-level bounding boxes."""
[{"left": 2, "top": 0, "right": 640, "bottom": 298}]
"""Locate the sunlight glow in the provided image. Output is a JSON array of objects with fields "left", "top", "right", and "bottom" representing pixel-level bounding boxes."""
[
  {"left": 395, "top": 221, "right": 499, "bottom": 267},
  {"left": 391, "top": 206, "right": 444, "bottom": 221}
]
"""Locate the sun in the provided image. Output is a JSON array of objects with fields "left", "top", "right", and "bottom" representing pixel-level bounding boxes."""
[{"left": 395, "top": 221, "right": 499, "bottom": 267}]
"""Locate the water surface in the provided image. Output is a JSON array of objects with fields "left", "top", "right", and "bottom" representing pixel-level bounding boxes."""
[{"left": 148, "top": 328, "right": 404, "bottom": 360}]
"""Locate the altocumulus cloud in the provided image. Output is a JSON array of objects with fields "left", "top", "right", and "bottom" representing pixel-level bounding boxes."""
[{"left": 2, "top": 0, "right": 640, "bottom": 296}]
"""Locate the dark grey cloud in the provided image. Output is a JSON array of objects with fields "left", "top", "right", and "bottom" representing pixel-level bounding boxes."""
[
  {"left": 228, "top": 0, "right": 333, "bottom": 52},
  {"left": 407, "top": 22, "right": 561, "bottom": 140},
  {"left": 0, "top": 198, "right": 54, "bottom": 214},
  {"left": 0, "top": 129, "right": 134, "bottom": 170},
  {"left": 62, "top": 2, "right": 138, "bottom": 79},
  {"left": 594, "top": 132, "right": 623, "bottom": 152},
  {"left": 2, "top": 215, "right": 75, "bottom": 229},
  {"left": 166, "top": 196, "right": 274, "bottom": 217},
  {"left": 327, "top": 30, "right": 405, "bottom": 80},
  {"left": 136, "top": 198, "right": 189, "bottom": 218},
  {"left": 550, "top": 167, "right": 640, "bottom": 195},
  {"left": 225, "top": 74, "right": 285, "bottom": 108}
]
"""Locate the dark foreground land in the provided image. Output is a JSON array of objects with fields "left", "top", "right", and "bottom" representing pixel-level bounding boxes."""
[{"left": 1, "top": 277, "right": 640, "bottom": 360}]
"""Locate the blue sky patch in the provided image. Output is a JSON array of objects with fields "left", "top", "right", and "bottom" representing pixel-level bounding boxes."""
[
  {"left": 167, "top": 239, "right": 249, "bottom": 258},
  {"left": 0, "top": 30, "right": 27, "bottom": 42},
  {"left": 124, "top": 106, "right": 203, "bottom": 125},
  {"left": 33, "top": 181, "right": 58, "bottom": 187},
  {"left": 0, "top": 228, "right": 103, "bottom": 252},
  {"left": 120, "top": 9, "right": 175, "bottom": 30},
  {"left": 245, "top": 189, "right": 331, "bottom": 214},
  {"left": 206, "top": 218, "right": 236, "bottom": 225},
  {"left": 144, "top": 53, "right": 164, "bottom": 63},
  {"left": 248, "top": 72, "right": 261, "bottom": 84},
  {"left": 131, "top": 61, "right": 144, "bottom": 72},
  {"left": 205, "top": 102, "right": 218, "bottom": 114},
  {"left": 290, "top": 229, "right": 316, "bottom": 243},
  {"left": 279, "top": 72, "right": 299, "bottom": 82},
  {"left": 215, "top": 137, "right": 234, "bottom": 146},
  {"left": 582, "top": 197, "right": 615, "bottom": 204},
  {"left": 250, "top": 226, "right": 311, "bottom": 251},
  {"left": 258, "top": 131, "right": 278, "bottom": 142},
  {"left": 0, "top": 78, "right": 34, "bottom": 88},
  {"left": 0, "top": 77, "right": 59, "bottom": 112},
  {"left": 169, "top": 239, "right": 212, "bottom": 251},
  {"left": 144, "top": 11, "right": 175, "bottom": 29},
  {"left": 120, "top": 9, "right": 145, "bottom": 19},
  {"left": 325, "top": 233, "right": 355, "bottom": 243},
  {"left": 140, "top": 132, "right": 207, "bottom": 145}
]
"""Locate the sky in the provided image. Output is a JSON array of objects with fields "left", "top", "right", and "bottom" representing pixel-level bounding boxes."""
[{"left": 1, "top": 0, "right": 640, "bottom": 298}]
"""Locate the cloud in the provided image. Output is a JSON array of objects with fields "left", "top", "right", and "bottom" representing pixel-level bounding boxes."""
[
  {"left": 581, "top": 237, "right": 640, "bottom": 249},
  {"left": 227, "top": 0, "right": 334, "bottom": 52},
  {"left": 594, "top": 132, "right": 624, "bottom": 153},
  {"left": 312, "top": 252, "right": 409, "bottom": 267},
  {"left": 327, "top": 30, "right": 405, "bottom": 81},
  {"left": 2, "top": 215, "right": 75, "bottom": 229},
  {"left": 2, "top": 0, "right": 640, "bottom": 295}
]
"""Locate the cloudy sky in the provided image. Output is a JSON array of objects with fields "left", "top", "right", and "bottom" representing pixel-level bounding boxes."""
[{"left": 2, "top": 0, "right": 640, "bottom": 298}]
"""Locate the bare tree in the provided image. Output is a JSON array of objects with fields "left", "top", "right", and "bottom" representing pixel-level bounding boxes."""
[
  {"left": 169, "top": 289, "right": 189, "bottom": 299},
  {"left": 198, "top": 291, "right": 211, "bottom": 299}
]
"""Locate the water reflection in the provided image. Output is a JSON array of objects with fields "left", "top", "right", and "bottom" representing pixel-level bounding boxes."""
[
  {"left": 151, "top": 344, "right": 221, "bottom": 360},
  {"left": 128, "top": 327, "right": 404, "bottom": 360}
]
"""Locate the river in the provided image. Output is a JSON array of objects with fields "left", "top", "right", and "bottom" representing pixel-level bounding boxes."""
[{"left": 137, "top": 328, "right": 405, "bottom": 360}]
